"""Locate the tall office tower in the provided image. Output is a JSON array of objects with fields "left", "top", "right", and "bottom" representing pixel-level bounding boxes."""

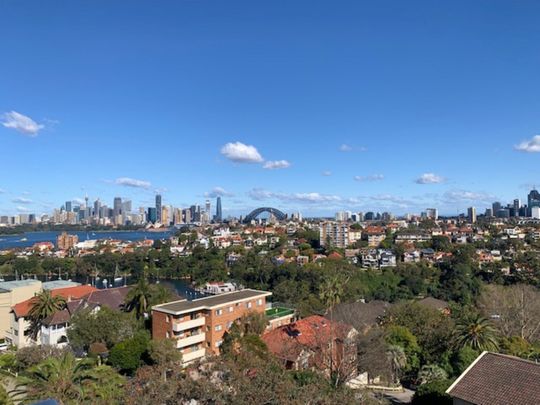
[
  {"left": 492, "top": 202, "right": 502, "bottom": 216},
  {"left": 467, "top": 207, "right": 477, "bottom": 223},
  {"left": 174, "top": 208, "right": 183, "bottom": 225},
  {"left": 513, "top": 199, "right": 521, "bottom": 217},
  {"left": 485, "top": 208, "right": 493, "bottom": 217},
  {"left": 122, "top": 200, "right": 132, "bottom": 214},
  {"left": 113, "top": 197, "right": 122, "bottom": 218},
  {"left": 205, "top": 199, "right": 211, "bottom": 214},
  {"left": 215, "top": 197, "right": 222, "bottom": 222},
  {"left": 184, "top": 208, "right": 192, "bottom": 224},
  {"left": 147, "top": 207, "right": 157, "bottom": 223},
  {"left": 94, "top": 199, "right": 101, "bottom": 218},
  {"left": 65, "top": 201, "right": 72, "bottom": 212},
  {"left": 100, "top": 205, "right": 109, "bottom": 220},
  {"left": 425, "top": 208, "right": 438, "bottom": 220},
  {"left": 155, "top": 194, "right": 162, "bottom": 223},
  {"left": 161, "top": 206, "right": 169, "bottom": 225},
  {"left": 528, "top": 189, "right": 540, "bottom": 216}
]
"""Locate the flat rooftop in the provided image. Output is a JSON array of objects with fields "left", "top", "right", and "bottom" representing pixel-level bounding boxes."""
[
  {"left": 153, "top": 289, "right": 272, "bottom": 315},
  {"left": 0, "top": 279, "right": 41, "bottom": 292},
  {"left": 42, "top": 280, "right": 81, "bottom": 290}
]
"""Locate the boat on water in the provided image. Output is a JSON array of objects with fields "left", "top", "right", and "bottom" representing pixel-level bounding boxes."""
[{"left": 20, "top": 237, "right": 28, "bottom": 242}]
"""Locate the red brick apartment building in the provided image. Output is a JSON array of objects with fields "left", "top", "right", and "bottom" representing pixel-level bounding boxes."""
[{"left": 152, "top": 289, "right": 294, "bottom": 365}]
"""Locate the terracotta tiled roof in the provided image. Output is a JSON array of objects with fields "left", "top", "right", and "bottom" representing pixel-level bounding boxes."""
[
  {"left": 12, "top": 285, "right": 97, "bottom": 318},
  {"left": 262, "top": 315, "right": 355, "bottom": 362},
  {"left": 447, "top": 352, "right": 540, "bottom": 405}
]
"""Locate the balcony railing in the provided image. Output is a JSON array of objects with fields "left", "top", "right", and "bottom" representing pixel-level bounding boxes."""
[
  {"left": 182, "top": 348, "right": 206, "bottom": 363},
  {"left": 176, "top": 333, "right": 205, "bottom": 349},
  {"left": 172, "top": 317, "right": 205, "bottom": 332}
]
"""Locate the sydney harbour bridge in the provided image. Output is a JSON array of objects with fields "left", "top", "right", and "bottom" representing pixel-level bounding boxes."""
[{"left": 243, "top": 207, "right": 287, "bottom": 223}]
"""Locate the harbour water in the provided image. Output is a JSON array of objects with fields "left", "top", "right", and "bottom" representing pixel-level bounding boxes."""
[{"left": 0, "top": 230, "right": 174, "bottom": 250}]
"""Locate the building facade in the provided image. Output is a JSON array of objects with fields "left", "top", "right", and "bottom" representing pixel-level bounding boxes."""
[{"left": 152, "top": 289, "right": 283, "bottom": 365}]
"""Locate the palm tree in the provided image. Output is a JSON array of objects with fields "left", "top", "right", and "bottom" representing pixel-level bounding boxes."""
[
  {"left": 125, "top": 277, "right": 152, "bottom": 319},
  {"left": 15, "top": 352, "right": 96, "bottom": 403},
  {"left": 454, "top": 314, "right": 499, "bottom": 352},
  {"left": 319, "top": 275, "right": 344, "bottom": 312},
  {"left": 27, "top": 290, "right": 66, "bottom": 340},
  {"left": 319, "top": 276, "right": 345, "bottom": 386},
  {"left": 149, "top": 283, "right": 174, "bottom": 307},
  {"left": 387, "top": 345, "right": 407, "bottom": 385}
]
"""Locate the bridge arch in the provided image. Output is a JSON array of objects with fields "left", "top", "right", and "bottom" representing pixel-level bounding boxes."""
[{"left": 244, "top": 207, "right": 287, "bottom": 223}]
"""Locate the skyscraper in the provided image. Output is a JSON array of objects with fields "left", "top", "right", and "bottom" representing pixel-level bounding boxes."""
[
  {"left": 113, "top": 197, "right": 122, "bottom": 217},
  {"left": 492, "top": 202, "right": 502, "bottom": 215},
  {"left": 216, "top": 196, "right": 222, "bottom": 222},
  {"left": 513, "top": 199, "right": 521, "bottom": 217},
  {"left": 155, "top": 194, "right": 162, "bottom": 223},
  {"left": 65, "top": 201, "right": 72, "bottom": 212},
  {"left": 205, "top": 199, "right": 211, "bottom": 215},
  {"left": 147, "top": 207, "right": 157, "bottom": 223},
  {"left": 467, "top": 207, "right": 477, "bottom": 223},
  {"left": 94, "top": 199, "right": 101, "bottom": 218},
  {"left": 528, "top": 189, "right": 540, "bottom": 215}
]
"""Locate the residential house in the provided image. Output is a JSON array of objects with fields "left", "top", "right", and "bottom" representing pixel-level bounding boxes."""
[
  {"left": 262, "top": 315, "right": 358, "bottom": 380},
  {"left": 446, "top": 352, "right": 540, "bottom": 405}
]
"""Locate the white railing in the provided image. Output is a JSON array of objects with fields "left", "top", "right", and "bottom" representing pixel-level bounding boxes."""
[
  {"left": 182, "top": 348, "right": 206, "bottom": 363},
  {"left": 172, "top": 317, "right": 205, "bottom": 332},
  {"left": 176, "top": 333, "right": 205, "bottom": 349}
]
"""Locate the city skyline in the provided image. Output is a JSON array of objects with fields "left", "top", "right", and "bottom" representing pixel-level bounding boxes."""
[{"left": 3, "top": 1, "right": 540, "bottom": 216}]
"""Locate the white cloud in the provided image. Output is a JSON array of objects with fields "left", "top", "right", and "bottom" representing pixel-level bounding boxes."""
[
  {"left": 415, "top": 173, "right": 445, "bottom": 184},
  {"left": 515, "top": 135, "right": 540, "bottom": 153},
  {"left": 0, "top": 188, "right": 5, "bottom": 193},
  {"left": 204, "top": 187, "right": 234, "bottom": 198},
  {"left": 12, "top": 197, "right": 32, "bottom": 204},
  {"left": 73, "top": 198, "right": 85, "bottom": 205},
  {"left": 16, "top": 206, "right": 31, "bottom": 213},
  {"left": 442, "top": 190, "right": 495, "bottom": 203},
  {"left": 220, "top": 142, "right": 264, "bottom": 163},
  {"left": 369, "top": 194, "right": 413, "bottom": 206},
  {"left": 354, "top": 174, "right": 384, "bottom": 182},
  {"left": 247, "top": 188, "right": 341, "bottom": 204},
  {"left": 1, "top": 111, "right": 44, "bottom": 136},
  {"left": 322, "top": 171, "right": 332, "bottom": 176},
  {"left": 339, "top": 144, "right": 366, "bottom": 152},
  {"left": 115, "top": 177, "right": 151, "bottom": 189},
  {"left": 262, "top": 160, "right": 291, "bottom": 170}
]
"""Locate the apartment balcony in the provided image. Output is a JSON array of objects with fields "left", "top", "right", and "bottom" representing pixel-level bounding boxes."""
[
  {"left": 176, "top": 333, "right": 206, "bottom": 349},
  {"left": 182, "top": 348, "right": 206, "bottom": 363},
  {"left": 172, "top": 317, "right": 205, "bottom": 332}
]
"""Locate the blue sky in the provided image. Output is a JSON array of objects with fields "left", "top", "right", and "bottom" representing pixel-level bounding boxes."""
[{"left": 2, "top": 0, "right": 540, "bottom": 217}]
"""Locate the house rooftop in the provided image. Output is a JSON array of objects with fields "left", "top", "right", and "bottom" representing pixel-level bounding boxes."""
[
  {"left": 153, "top": 289, "right": 271, "bottom": 315},
  {"left": 11, "top": 285, "right": 98, "bottom": 318},
  {"left": 447, "top": 352, "right": 540, "bottom": 405}
]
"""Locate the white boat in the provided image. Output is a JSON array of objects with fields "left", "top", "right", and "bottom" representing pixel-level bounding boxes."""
[{"left": 20, "top": 237, "right": 28, "bottom": 242}]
